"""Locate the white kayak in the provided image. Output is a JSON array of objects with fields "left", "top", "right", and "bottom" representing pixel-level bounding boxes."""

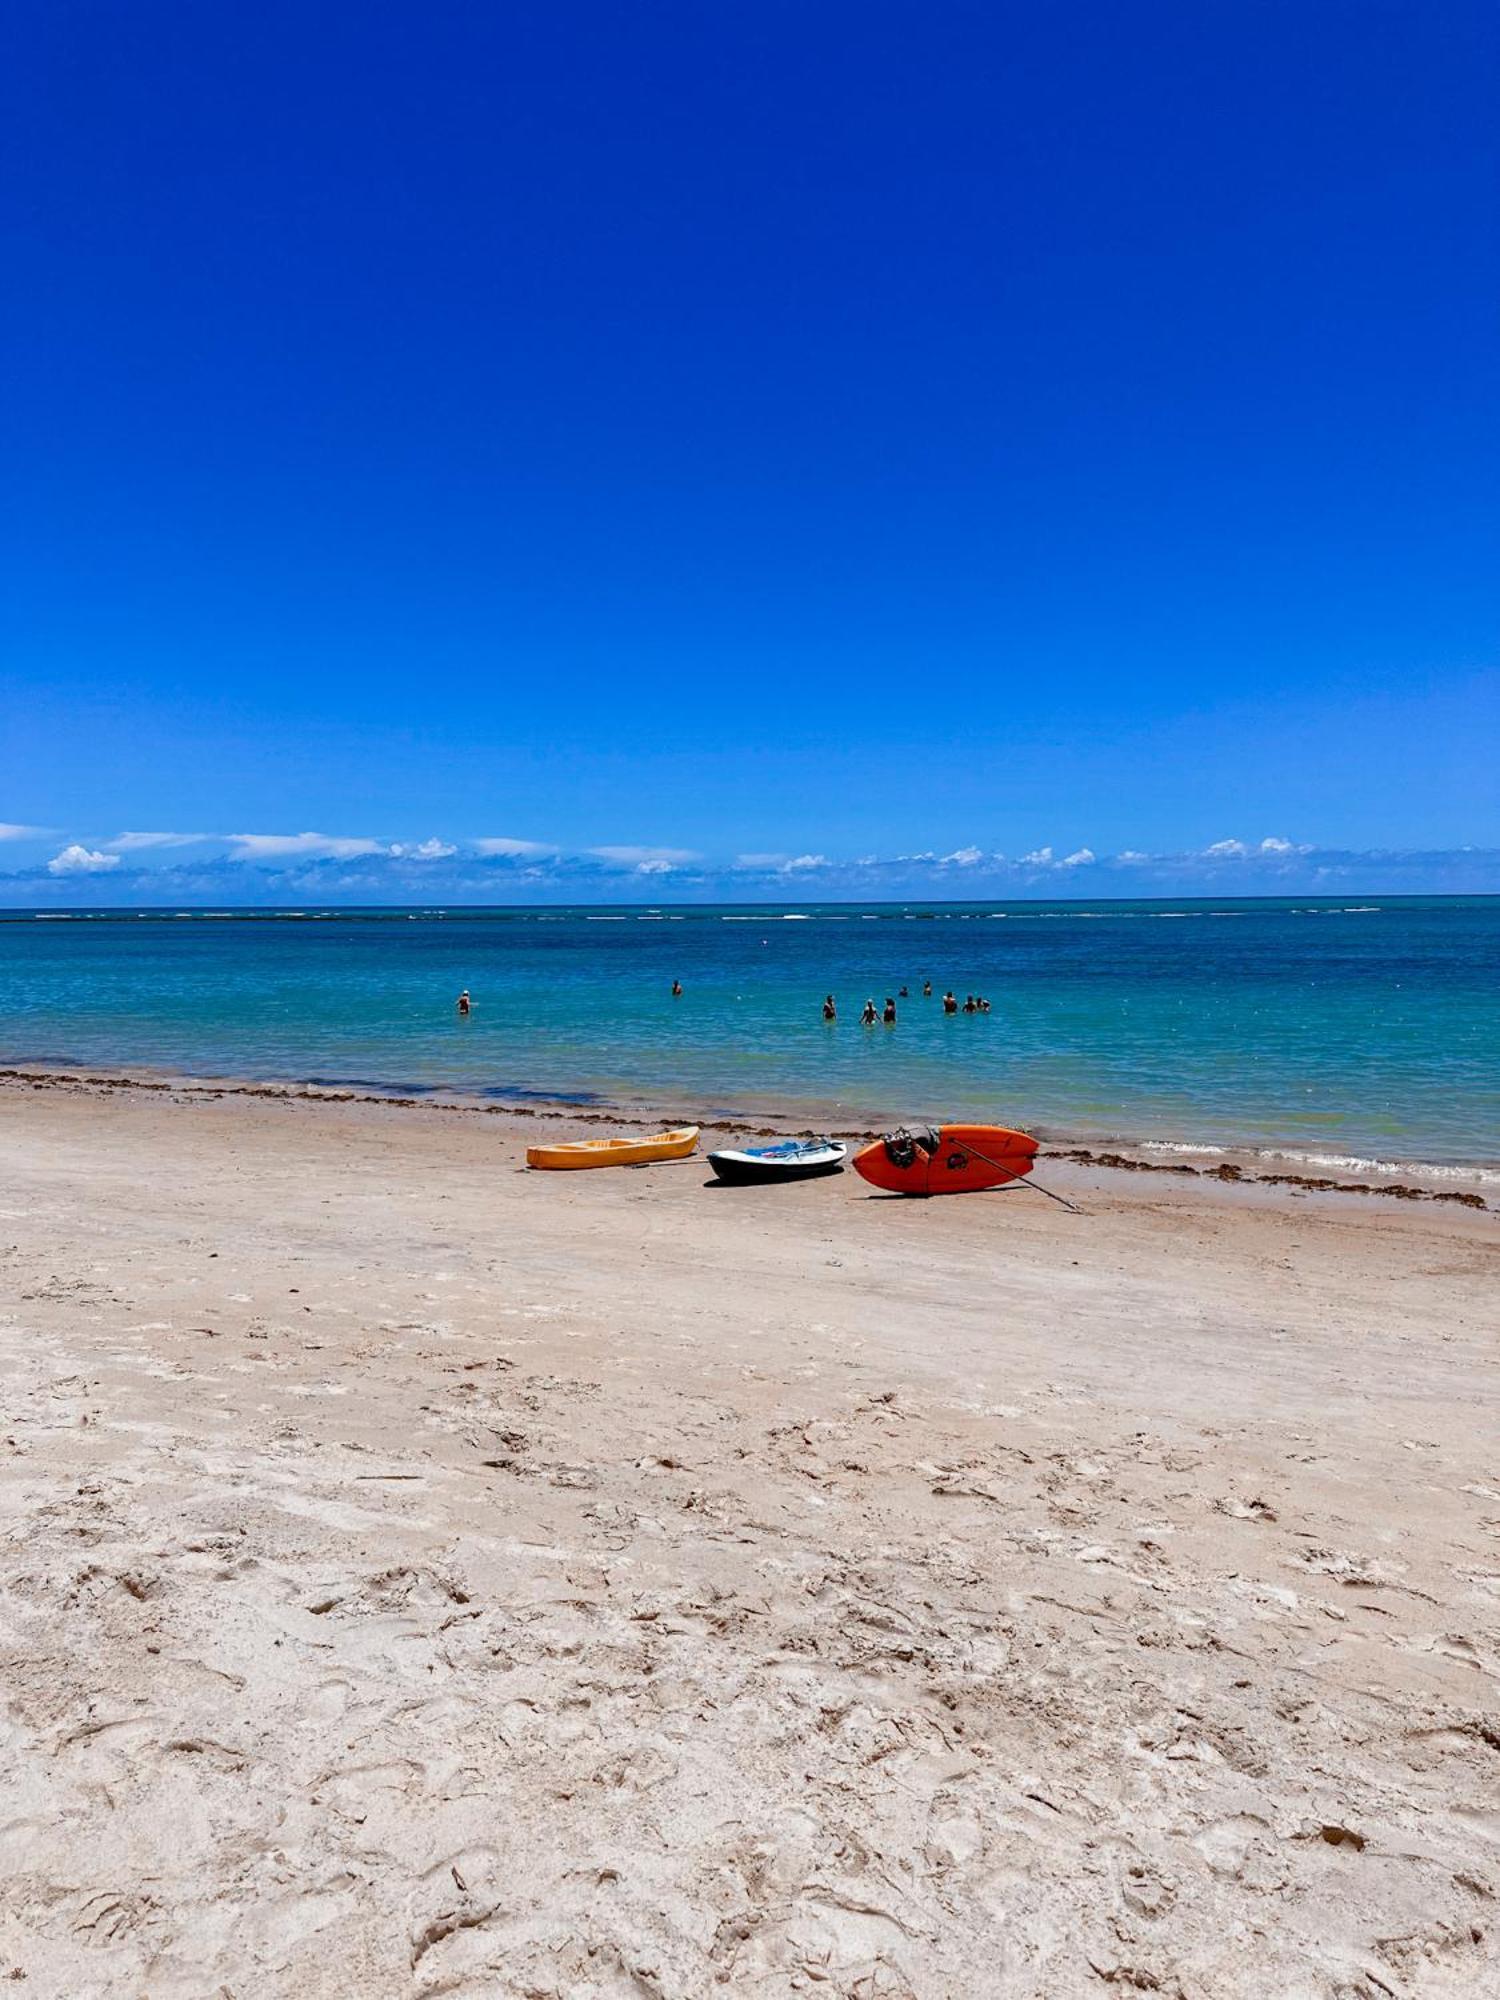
[{"left": 707, "top": 1138, "right": 847, "bottom": 1186}]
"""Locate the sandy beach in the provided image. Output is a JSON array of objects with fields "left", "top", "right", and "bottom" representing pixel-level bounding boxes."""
[{"left": 1, "top": 1074, "right": 1496, "bottom": 1998}]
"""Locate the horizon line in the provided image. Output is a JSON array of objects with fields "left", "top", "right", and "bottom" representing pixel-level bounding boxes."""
[{"left": 4, "top": 890, "right": 1497, "bottom": 915}]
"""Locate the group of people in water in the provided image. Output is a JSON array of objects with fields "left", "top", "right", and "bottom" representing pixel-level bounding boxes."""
[
  {"left": 666, "top": 977, "right": 993, "bottom": 1023},
  {"left": 822, "top": 983, "right": 992, "bottom": 1025},
  {"left": 462, "top": 977, "right": 991, "bottom": 1024}
]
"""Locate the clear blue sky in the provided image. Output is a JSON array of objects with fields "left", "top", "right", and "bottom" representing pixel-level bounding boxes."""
[{"left": 3, "top": 1, "right": 1496, "bottom": 902}]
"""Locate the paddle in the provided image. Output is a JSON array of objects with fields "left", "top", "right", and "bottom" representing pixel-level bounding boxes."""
[{"left": 957, "top": 1140, "right": 1086, "bottom": 1215}]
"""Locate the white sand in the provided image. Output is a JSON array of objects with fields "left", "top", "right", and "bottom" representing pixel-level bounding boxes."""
[{"left": 0, "top": 1077, "right": 1496, "bottom": 1997}]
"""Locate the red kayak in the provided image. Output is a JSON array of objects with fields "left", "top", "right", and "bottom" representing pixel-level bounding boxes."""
[{"left": 853, "top": 1123, "right": 1038, "bottom": 1195}]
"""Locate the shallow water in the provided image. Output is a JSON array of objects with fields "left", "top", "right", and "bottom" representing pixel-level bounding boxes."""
[{"left": 1, "top": 897, "right": 1496, "bottom": 1171}]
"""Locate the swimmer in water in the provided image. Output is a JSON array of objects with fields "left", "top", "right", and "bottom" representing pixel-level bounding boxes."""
[
  {"left": 942, "top": 990, "right": 958, "bottom": 1015},
  {"left": 457, "top": 990, "right": 472, "bottom": 1016},
  {"left": 963, "top": 994, "right": 977, "bottom": 1013},
  {"left": 922, "top": 980, "right": 933, "bottom": 998},
  {"left": 822, "top": 994, "right": 837, "bottom": 1022},
  {"left": 883, "top": 996, "right": 897, "bottom": 1025},
  {"left": 670, "top": 979, "right": 682, "bottom": 997},
  {"left": 860, "top": 998, "right": 878, "bottom": 1026}
]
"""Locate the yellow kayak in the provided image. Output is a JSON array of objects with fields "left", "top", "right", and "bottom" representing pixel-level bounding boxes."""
[{"left": 525, "top": 1126, "right": 700, "bottom": 1171}]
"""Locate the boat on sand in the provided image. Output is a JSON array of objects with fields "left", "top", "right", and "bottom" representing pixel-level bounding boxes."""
[
  {"left": 852, "top": 1123, "right": 1038, "bottom": 1195},
  {"left": 526, "top": 1126, "right": 699, "bottom": 1170},
  {"left": 707, "top": 1138, "right": 847, "bottom": 1185}
]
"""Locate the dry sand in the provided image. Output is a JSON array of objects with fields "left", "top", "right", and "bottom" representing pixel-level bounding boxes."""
[{"left": 0, "top": 1075, "right": 1496, "bottom": 1998}]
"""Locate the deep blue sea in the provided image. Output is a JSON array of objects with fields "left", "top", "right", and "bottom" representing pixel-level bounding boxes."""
[{"left": 1, "top": 898, "right": 1496, "bottom": 1175}]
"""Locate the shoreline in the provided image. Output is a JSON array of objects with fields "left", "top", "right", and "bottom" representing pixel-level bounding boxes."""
[{"left": 2, "top": 1057, "right": 1492, "bottom": 1211}]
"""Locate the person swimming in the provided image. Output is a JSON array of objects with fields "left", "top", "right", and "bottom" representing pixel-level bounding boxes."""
[
  {"left": 898, "top": 985, "right": 909, "bottom": 998},
  {"left": 942, "top": 990, "right": 957, "bottom": 1014},
  {"left": 883, "top": 996, "right": 897, "bottom": 1024},
  {"left": 456, "top": 989, "right": 472, "bottom": 1015},
  {"left": 977, "top": 995, "right": 992, "bottom": 1013},
  {"left": 860, "top": 998, "right": 878, "bottom": 1026},
  {"left": 822, "top": 993, "right": 837, "bottom": 1021},
  {"left": 963, "top": 994, "right": 977, "bottom": 1013},
  {"left": 670, "top": 979, "right": 683, "bottom": 997},
  {"left": 922, "top": 980, "right": 933, "bottom": 998}
]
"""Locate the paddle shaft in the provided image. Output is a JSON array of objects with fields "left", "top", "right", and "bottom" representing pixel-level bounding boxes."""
[{"left": 954, "top": 1141, "right": 1085, "bottom": 1215}]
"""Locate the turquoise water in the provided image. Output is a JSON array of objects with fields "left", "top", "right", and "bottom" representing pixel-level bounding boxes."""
[{"left": 1, "top": 898, "right": 1496, "bottom": 1172}]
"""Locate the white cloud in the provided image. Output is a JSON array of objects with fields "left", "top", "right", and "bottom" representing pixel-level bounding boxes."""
[
  {"left": 1198, "top": 837, "right": 1314, "bottom": 862},
  {"left": 941, "top": 846, "right": 985, "bottom": 866},
  {"left": 1014, "top": 844, "right": 1093, "bottom": 869},
  {"left": 473, "top": 837, "right": 556, "bottom": 858},
  {"left": 590, "top": 845, "right": 700, "bottom": 874},
  {"left": 389, "top": 838, "right": 457, "bottom": 860},
  {"left": 226, "top": 832, "right": 383, "bottom": 861},
  {"left": 47, "top": 843, "right": 121, "bottom": 876},
  {"left": 734, "top": 850, "right": 829, "bottom": 874},
  {"left": 106, "top": 830, "right": 213, "bottom": 852},
  {"left": 0, "top": 822, "right": 49, "bottom": 841},
  {"left": 1115, "top": 849, "right": 1151, "bottom": 863},
  {"left": 896, "top": 851, "right": 937, "bottom": 865}
]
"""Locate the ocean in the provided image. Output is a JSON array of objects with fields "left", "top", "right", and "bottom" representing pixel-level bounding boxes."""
[{"left": 1, "top": 897, "right": 1496, "bottom": 1177}]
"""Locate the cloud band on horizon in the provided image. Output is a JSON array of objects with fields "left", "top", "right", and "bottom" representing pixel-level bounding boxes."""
[{"left": 1, "top": 827, "right": 1495, "bottom": 901}]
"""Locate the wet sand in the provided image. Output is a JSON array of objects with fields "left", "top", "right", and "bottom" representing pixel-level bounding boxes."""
[{"left": 0, "top": 1075, "right": 1496, "bottom": 1997}]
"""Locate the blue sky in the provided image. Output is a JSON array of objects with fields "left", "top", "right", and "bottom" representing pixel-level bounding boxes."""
[{"left": 3, "top": 1, "right": 1496, "bottom": 903}]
